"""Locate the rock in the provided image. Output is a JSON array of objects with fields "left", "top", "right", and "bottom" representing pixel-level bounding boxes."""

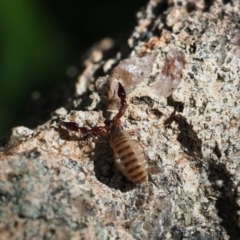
[{"left": 1, "top": 0, "right": 240, "bottom": 239}]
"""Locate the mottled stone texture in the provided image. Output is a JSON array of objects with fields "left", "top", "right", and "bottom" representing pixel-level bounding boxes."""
[{"left": 1, "top": 0, "right": 240, "bottom": 239}]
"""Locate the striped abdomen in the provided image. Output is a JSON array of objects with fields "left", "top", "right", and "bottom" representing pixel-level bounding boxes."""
[{"left": 109, "top": 126, "right": 148, "bottom": 184}]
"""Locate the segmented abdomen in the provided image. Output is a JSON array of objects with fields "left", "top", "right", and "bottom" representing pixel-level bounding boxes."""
[{"left": 110, "top": 132, "right": 148, "bottom": 184}]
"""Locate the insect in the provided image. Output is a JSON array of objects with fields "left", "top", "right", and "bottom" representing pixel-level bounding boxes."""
[{"left": 60, "top": 83, "right": 148, "bottom": 184}]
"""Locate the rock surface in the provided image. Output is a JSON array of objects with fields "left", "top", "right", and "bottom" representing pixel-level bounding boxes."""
[{"left": 1, "top": 0, "right": 240, "bottom": 239}]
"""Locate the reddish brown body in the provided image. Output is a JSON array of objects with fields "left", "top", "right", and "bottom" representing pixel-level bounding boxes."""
[{"left": 60, "top": 83, "right": 148, "bottom": 184}]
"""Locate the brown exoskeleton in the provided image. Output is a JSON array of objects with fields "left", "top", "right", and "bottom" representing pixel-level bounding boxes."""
[{"left": 60, "top": 83, "right": 148, "bottom": 184}]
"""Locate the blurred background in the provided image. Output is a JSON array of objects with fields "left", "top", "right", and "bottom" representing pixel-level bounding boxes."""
[{"left": 0, "top": 0, "right": 148, "bottom": 139}]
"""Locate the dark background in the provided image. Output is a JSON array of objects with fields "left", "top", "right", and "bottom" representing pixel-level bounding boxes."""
[{"left": 0, "top": 0, "right": 148, "bottom": 139}]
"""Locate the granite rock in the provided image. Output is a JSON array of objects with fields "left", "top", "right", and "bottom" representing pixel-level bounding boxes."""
[{"left": 1, "top": 0, "right": 240, "bottom": 239}]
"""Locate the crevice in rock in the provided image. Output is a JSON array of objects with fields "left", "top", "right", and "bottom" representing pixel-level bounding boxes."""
[
  {"left": 164, "top": 114, "right": 203, "bottom": 158},
  {"left": 213, "top": 142, "right": 222, "bottom": 159},
  {"left": 208, "top": 162, "right": 240, "bottom": 238},
  {"left": 204, "top": 0, "right": 215, "bottom": 12},
  {"left": 167, "top": 96, "right": 184, "bottom": 113}
]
